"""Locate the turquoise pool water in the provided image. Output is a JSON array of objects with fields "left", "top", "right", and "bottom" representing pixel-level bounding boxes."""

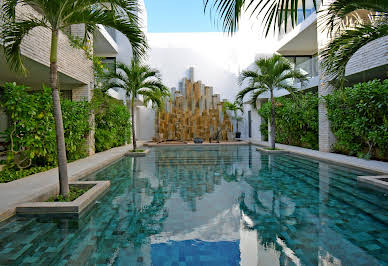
[{"left": 0, "top": 145, "right": 387, "bottom": 265}]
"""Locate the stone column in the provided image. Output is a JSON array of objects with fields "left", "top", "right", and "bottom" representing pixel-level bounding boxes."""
[{"left": 317, "top": 1, "right": 336, "bottom": 152}]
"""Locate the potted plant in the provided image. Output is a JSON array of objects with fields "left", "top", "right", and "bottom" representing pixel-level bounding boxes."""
[{"left": 223, "top": 101, "right": 244, "bottom": 139}]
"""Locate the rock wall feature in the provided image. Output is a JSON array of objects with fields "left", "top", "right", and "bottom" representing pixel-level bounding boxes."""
[{"left": 157, "top": 77, "right": 233, "bottom": 142}]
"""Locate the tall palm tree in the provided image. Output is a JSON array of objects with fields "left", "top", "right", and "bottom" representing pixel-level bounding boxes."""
[
  {"left": 321, "top": 0, "right": 388, "bottom": 86},
  {"left": 143, "top": 84, "right": 170, "bottom": 142},
  {"left": 223, "top": 100, "right": 244, "bottom": 137},
  {"left": 204, "top": 0, "right": 321, "bottom": 35},
  {"left": 237, "top": 54, "right": 307, "bottom": 149},
  {"left": 104, "top": 60, "right": 167, "bottom": 151},
  {"left": 0, "top": 0, "right": 147, "bottom": 195}
]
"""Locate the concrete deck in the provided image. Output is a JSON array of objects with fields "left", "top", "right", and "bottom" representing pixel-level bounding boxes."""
[
  {"left": 0, "top": 142, "right": 143, "bottom": 223},
  {"left": 251, "top": 140, "right": 388, "bottom": 174}
]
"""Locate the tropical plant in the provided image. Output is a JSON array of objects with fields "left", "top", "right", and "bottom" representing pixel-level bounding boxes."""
[
  {"left": 0, "top": 82, "right": 90, "bottom": 179},
  {"left": 104, "top": 60, "right": 168, "bottom": 151},
  {"left": 321, "top": 0, "right": 388, "bottom": 86},
  {"left": 204, "top": 0, "right": 321, "bottom": 35},
  {"left": 223, "top": 100, "right": 244, "bottom": 135},
  {"left": 237, "top": 54, "right": 307, "bottom": 149},
  {"left": 143, "top": 84, "right": 170, "bottom": 142},
  {"left": 324, "top": 79, "right": 388, "bottom": 160},
  {"left": 258, "top": 92, "right": 319, "bottom": 150},
  {"left": 0, "top": 0, "right": 147, "bottom": 195},
  {"left": 92, "top": 90, "right": 132, "bottom": 153}
]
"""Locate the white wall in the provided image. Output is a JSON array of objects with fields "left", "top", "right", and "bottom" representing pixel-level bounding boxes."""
[{"left": 146, "top": 32, "right": 277, "bottom": 102}]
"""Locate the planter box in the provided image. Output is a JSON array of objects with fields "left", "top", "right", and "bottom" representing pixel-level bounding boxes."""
[
  {"left": 256, "top": 147, "right": 289, "bottom": 154},
  {"left": 125, "top": 149, "right": 150, "bottom": 157},
  {"left": 16, "top": 181, "right": 110, "bottom": 217}
]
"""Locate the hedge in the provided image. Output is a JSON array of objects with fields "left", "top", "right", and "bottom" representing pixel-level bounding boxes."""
[
  {"left": 324, "top": 79, "right": 388, "bottom": 160},
  {"left": 1, "top": 83, "right": 91, "bottom": 170},
  {"left": 93, "top": 90, "right": 131, "bottom": 152},
  {"left": 258, "top": 92, "right": 319, "bottom": 150}
]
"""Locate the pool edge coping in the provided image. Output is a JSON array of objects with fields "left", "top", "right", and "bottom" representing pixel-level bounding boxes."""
[{"left": 251, "top": 141, "right": 388, "bottom": 175}]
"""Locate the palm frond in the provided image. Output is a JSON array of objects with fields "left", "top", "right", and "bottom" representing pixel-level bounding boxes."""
[
  {"left": 204, "top": 0, "right": 320, "bottom": 36},
  {"left": 321, "top": 21, "right": 388, "bottom": 87},
  {"left": 324, "top": 0, "right": 388, "bottom": 35},
  {"left": 0, "top": 17, "right": 48, "bottom": 74}
]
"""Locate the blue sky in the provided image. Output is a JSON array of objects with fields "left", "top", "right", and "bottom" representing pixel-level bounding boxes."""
[{"left": 144, "top": 0, "right": 220, "bottom": 32}]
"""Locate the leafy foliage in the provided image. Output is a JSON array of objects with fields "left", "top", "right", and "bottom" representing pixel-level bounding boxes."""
[
  {"left": 48, "top": 186, "right": 89, "bottom": 202},
  {"left": 103, "top": 60, "right": 168, "bottom": 150},
  {"left": 0, "top": 166, "right": 54, "bottom": 183},
  {"left": 0, "top": 82, "right": 90, "bottom": 171},
  {"left": 0, "top": 0, "right": 147, "bottom": 74},
  {"left": 324, "top": 79, "right": 388, "bottom": 160},
  {"left": 204, "top": 0, "right": 320, "bottom": 35},
  {"left": 93, "top": 90, "right": 131, "bottom": 153},
  {"left": 258, "top": 92, "right": 319, "bottom": 149}
]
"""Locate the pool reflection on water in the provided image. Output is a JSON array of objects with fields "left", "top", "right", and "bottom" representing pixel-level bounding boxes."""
[{"left": 0, "top": 145, "right": 387, "bottom": 265}]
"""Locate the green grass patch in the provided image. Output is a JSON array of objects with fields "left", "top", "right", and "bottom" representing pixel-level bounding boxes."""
[
  {"left": 130, "top": 149, "right": 145, "bottom": 152},
  {"left": 264, "top": 147, "right": 281, "bottom": 150},
  {"left": 48, "top": 186, "right": 90, "bottom": 202},
  {"left": 0, "top": 166, "right": 54, "bottom": 183}
]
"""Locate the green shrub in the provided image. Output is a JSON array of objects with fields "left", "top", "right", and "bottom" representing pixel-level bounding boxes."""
[
  {"left": 0, "top": 82, "right": 90, "bottom": 170},
  {"left": 258, "top": 92, "right": 319, "bottom": 149},
  {"left": 324, "top": 79, "right": 388, "bottom": 160},
  {"left": 0, "top": 166, "right": 54, "bottom": 183},
  {"left": 259, "top": 117, "right": 268, "bottom": 141},
  {"left": 93, "top": 90, "right": 131, "bottom": 152}
]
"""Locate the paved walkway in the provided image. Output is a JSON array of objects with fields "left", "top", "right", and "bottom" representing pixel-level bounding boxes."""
[
  {"left": 250, "top": 140, "right": 388, "bottom": 174},
  {"left": 0, "top": 142, "right": 144, "bottom": 222}
]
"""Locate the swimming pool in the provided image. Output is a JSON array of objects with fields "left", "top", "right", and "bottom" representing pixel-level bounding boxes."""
[{"left": 0, "top": 145, "right": 387, "bottom": 265}]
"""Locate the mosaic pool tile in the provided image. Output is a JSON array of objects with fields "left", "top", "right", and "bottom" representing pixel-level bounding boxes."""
[{"left": 0, "top": 145, "right": 387, "bottom": 265}]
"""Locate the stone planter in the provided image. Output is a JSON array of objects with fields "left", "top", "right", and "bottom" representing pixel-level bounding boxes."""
[
  {"left": 256, "top": 147, "right": 288, "bottom": 154},
  {"left": 125, "top": 149, "right": 150, "bottom": 157},
  {"left": 16, "top": 181, "right": 110, "bottom": 217}
]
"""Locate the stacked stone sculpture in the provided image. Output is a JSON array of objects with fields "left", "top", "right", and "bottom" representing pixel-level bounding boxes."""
[{"left": 156, "top": 76, "right": 233, "bottom": 142}]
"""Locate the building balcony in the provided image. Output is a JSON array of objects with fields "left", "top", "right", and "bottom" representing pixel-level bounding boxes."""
[
  {"left": 93, "top": 25, "right": 119, "bottom": 57},
  {"left": 0, "top": 3, "right": 93, "bottom": 90}
]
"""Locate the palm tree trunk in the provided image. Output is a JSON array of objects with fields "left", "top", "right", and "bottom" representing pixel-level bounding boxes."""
[
  {"left": 270, "top": 88, "right": 276, "bottom": 149},
  {"left": 131, "top": 97, "right": 137, "bottom": 151},
  {"left": 155, "top": 110, "right": 160, "bottom": 141},
  {"left": 50, "top": 29, "right": 69, "bottom": 196}
]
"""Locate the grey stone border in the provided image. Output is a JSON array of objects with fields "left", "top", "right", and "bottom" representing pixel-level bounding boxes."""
[
  {"left": 15, "top": 181, "right": 110, "bottom": 216},
  {"left": 256, "top": 147, "right": 289, "bottom": 154},
  {"left": 358, "top": 176, "right": 388, "bottom": 191},
  {"left": 125, "top": 149, "right": 150, "bottom": 157}
]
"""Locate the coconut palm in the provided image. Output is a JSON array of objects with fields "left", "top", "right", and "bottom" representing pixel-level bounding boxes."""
[
  {"left": 104, "top": 60, "right": 167, "bottom": 151},
  {"left": 204, "top": 0, "right": 321, "bottom": 35},
  {"left": 0, "top": 0, "right": 147, "bottom": 195},
  {"left": 143, "top": 84, "right": 170, "bottom": 142},
  {"left": 237, "top": 54, "right": 307, "bottom": 149},
  {"left": 321, "top": 0, "right": 388, "bottom": 86},
  {"left": 223, "top": 100, "right": 244, "bottom": 137}
]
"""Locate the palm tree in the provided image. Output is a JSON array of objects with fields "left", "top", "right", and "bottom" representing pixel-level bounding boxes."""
[
  {"left": 0, "top": 0, "right": 147, "bottom": 195},
  {"left": 104, "top": 60, "right": 167, "bottom": 151},
  {"left": 143, "top": 85, "right": 170, "bottom": 142},
  {"left": 223, "top": 100, "right": 244, "bottom": 138},
  {"left": 321, "top": 0, "right": 388, "bottom": 86},
  {"left": 204, "top": 0, "right": 321, "bottom": 35},
  {"left": 237, "top": 54, "right": 307, "bottom": 149}
]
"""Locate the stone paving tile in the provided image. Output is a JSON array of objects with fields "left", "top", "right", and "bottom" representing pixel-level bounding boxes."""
[{"left": 0, "top": 142, "right": 144, "bottom": 222}]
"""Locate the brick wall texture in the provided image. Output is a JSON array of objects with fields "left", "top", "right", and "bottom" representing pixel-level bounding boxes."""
[{"left": 17, "top": 5, "right": 93, "bottom": 86}]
